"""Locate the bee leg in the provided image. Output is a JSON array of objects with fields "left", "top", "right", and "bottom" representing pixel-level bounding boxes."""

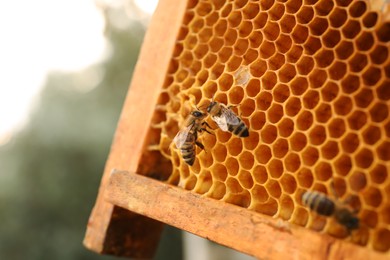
[
  {"left": 195, "top": 141, "right": 206, "bottom": 153},
  {"left": 201, "top": 121, "right": 214, "bottom": 130},
  {"left": 200, "top": 127, "right": 214, "bottom": 135}
]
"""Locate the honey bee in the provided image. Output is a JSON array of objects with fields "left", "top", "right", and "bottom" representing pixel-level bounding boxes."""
[
  {"left": 302, "top": 191, "right": 359, "bottom": 232},
  {"left": 207, "top": 101, "right": 249, "bottom": 137},
  {"left": 173, "top": 109, "right": 212, "bottom": 166}
]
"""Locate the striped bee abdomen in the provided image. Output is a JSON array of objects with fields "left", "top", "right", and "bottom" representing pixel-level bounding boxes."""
[
  {"left": 229, "top": 121, "right": 249, "bottom": 137},
  {"left": 302, "top": 191, "right": 335, "bottom": 217},
  {"left": 180, "top": 142, "right": 196, "bottom": 166}
]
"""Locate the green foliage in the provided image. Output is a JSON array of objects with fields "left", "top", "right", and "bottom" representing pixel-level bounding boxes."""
[{"left": 0, "top": 9, "right": 183, "bottom": 260}]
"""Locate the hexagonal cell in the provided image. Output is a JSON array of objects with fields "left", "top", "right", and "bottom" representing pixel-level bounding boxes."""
[
  {"left": 280, "top": 13, "right": 296, "bottom": 33},
  {"left": 341, "top": 133, "right": 359, "bottom": 153},
  {"left": 309, "top": 17, "right": 329, "bottom": 36},
  {"left": 224, "top": 28, "right": 238, "bottom": 47},
  {"left": 275, "top": 35, "right": 292, "bottom": 55},
  {"left": 198, "top": 27, "right": 213, "bottom": 43},
  {"left": 335, "top": 40, "right": 354, "bottom": 60},
  {"left": 253, "top": 11, "right": 268, "bottom": 29},
  {"left": 227, "top": 10, "right": 242, "bottom": 28},
  {"left": 255, "top": 144, "right": 272, "bottom": 164},
  {"left": 256, "top": 92, "right": 272, "bottom": 111},
  {"left": 269, "top": 2, "right": 285, "bottom": 21},
  {"left": 212, "top": 143, "right": 228, "bottom": 163},
  {"left": 267, "top": 158, "right": 284, "bottom": 179},
  {"left": 290, "top": 76, "right": 308, "bottom": 96},
  {"left": 334, "top": 95, "right": 353, "bottom": 116},
  {"left": 347, "top": 110, "right": 367, "bottom": 131},
  {"left": 360, "top": 208, "right": 378, "bottom": 229},
  {"left": 238, "top": 151, "right": 255, "bottom": 170},
  {"left": 297, "top": 110, "right": 313, "bottom": 131},
  {"left": 302, "top": 146, "right": 319, "bottom": 166},
  {"left": 213, "top": 18, "right": 228, "bottom": 36},
  {"left": 210, "top": 163, "right": 228, "bottom": 182},
  {"left": 376, "top": 22, "right": 390, "bottom": 43},
  {"left": 329, "top": 7, "right": 347, "bottom": 28},
  {"left": 314, "top": 49, "right": 334, "bottom": 68},
  {"left": 292, "top": 206, "right": 309, "bottom": 226},
  {"left": 303, "top": 90, "right": 320, "bottom": 109},
  {"left": 242, "top": 2, "right": 260, "bottom": 19},
  {"left": 370, "top": 44, "right": 389, "bottom": 65},
  {"left": 342, "top": 19, "right": 361, "bottom": 39},
  {"left": 183, "top": 174, "right": 197, "bottom": 190},
  {"left": 315, "top": 103, "right": 332, "bottom": 123},
  {"left": 314, "top": 161, "right": 333, "bottom": 181},
  {"left": 363, "top": 11, "right": 377, "bottom": 28},
  {"left": 238, "top": 170, "right": 254, "bottom": 189},
  {"left": 314, "top": 0, "right": 334, "bottom": 16},
  {"left": 261, "top": 71, "right": 278, "bottom": 90},
  {"left": 362, "top": 186, "right": 383, "bottom": 208},
  {"left": 349, "top": 171, "right": 367, "bottom": 192},
  {"left": 218, "top": 46, "right": 233, "bottom": 63},
  {"left": 297, "top": 55, "right": 314, "bottom": 75},
  {"left": 348, "top": 53, "right": 368, "bottom": 73},
  {"left": 252, "top": 184, "right": 269, "bottom": 202},
  {"left": 260, "top": 41, "right": 276, "bottom": 60},
  {"left": 267, "top": 104, "right": 284, "bottom": 124},
  {"left": 279, "top": 194, "right": 295, "bottom": 220},
  {"left": 249, "top": 59, "right": 267, "bottom": 78},
  {"left": 328, "top": 61, "right": 347, "bottom": 80},
  {"left": 354, "top": 88, "right": 373, "bottom": 109},
  {"left": 268, "top": 53, "right": 285, "bottom": 71},
  {"left": 286, "top": 0, "right": 302, "bottom": 14},
  {"left": 210, "top": 63, "right": 225, "bottom": 79},
  {"left": 233, "top": 38, "right": 249, "bottom": 57},
  {"left": 273, "top": 84, "right": 290, "bottom": 103},
  {"left": 261, "top": 124, "right": 278, "bottom": 144},
  {"left": 225, "top": 157, "right": 239, "bottom": 176},
  {"left": 309, "top": 125, "right": 326, "bottom": 145},
  {"left": 304, "top": 36, "right": 322, "bottom": 55},
  {"left": 321, "top": 82, "right": 338, "bottom": 102},
  {"left": 362, "top": 125, "right": 381, "bottom": 147},
  {"left": 208, "top": 181, "right": 226, "bottom": 200},
  {"left": 332, "top": 176, "right": 347, "bottom": 197},
  {"left": 308, "top": 69, "right": 327, "bottom": 88},
  {"left": 286, "top": 45, "right": 303, "bottom": 63},
  {"left": 321, "top": 140, "right": 339, "bottom": 160},
  {"left": 373, "top": 228, "right": 390, "bottom": 252},
  {"left": 348, "top": 0, "right": 366, "bottom": 17},
  {"left": 296, "top": 5, "right": 314, "bottom": 24},
  {"left": 253, "top": 165, "right": 268, "bottom": 185},
  {"left": 362, "top": 67, "right": 382, "bottom": 86},
  {"left": 285, "top": 152, "right": 301, "bottom": 172},
  {"left": 227, "top": 55, "right": 243, "bottom": 72},
  {"left": 377, "top": 141, "right": 390, "bottom": 161},
  {"left": 228, "top": 85, "right": 245, "bottom": 104},
  {"left": 278, "top": 118, "right": 294, "bottom": 138},
  {"left": 322, "top": 29, "right": 341, "bottom": 48},
  {"left": 369, "top": 164, "right": 387, "bottom": 184},
  {"left": 266, "top": 179, "right": 282, "bottom": 198},
  {"left": 356, "top": 31, "right": 374, "bottom": 51},
  {"left": 297, "top": 167, "right": 314, "bottom": 188},
  {"left": 226, "top": 138, "right": 243, "bottom": 157},
  {"left": 381, "top": 205, "right": 390, "bottom": 225},
  {"left": 250, "top": 111, "right": 266, "bottom": 131},
  {"left": 273, "top": 138, "right": 289, "bottom": 159},
  {"left": 334, "top": 155, "right": 352, "bottom": 177},
  {"left": 292, "top": 24, "right": 309, "bottom": 44},
  {"left": 290, "top": 132, "right": 307, "bottom": 152},
  {"left": 328, "top": 118, "right": 346, "bottom": 138},
  {"left": 218, "top": 73, "right": 234, "bottom": 91},
  {"left": 279, "top": 63, "right": 297, "bottom": 83},
  {"left": 243, "top": 49, "right": 259, "bottom": 65},
  {"left": 203, "top": 53, "right": 218, "bottom": 69},
  {"left": 194, "top": 171, "right": 213, "bottom": 194},
  {"left": 263, "top": 21, "right": 280, "bottom": 41},
  {"left": 260, "top": 0, "right": 274, "bottom": 11},
  {"left": 251, "top": 197, "right": 278, "bottom": 216},
  {"left": 370, "top": 103, "right": 389, "bottom": 123}
]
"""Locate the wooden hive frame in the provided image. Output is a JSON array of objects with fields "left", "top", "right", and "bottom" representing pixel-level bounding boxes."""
[{"left": 84, "top": 0, "right": 390, "bottom": 258}]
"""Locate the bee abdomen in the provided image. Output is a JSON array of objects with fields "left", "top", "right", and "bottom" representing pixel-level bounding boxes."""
[
  {"left": 180, "top": 143, "right": 195, "bottom": 166},
  {"left": 229, "top": 122, "right": 249, "bottom": 137},
  {"left": 302, "top": 191, "right": 335, "bottom": 216}
]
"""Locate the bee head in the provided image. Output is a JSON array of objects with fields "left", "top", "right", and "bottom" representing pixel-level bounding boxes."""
[{"left": 191, "top": 110, "right": 204, "bottom": 118}]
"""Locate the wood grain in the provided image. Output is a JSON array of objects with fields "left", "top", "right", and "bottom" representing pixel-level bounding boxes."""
[
  {"left": 105, "top": 170, "right": 388, "bottom": 260},
  {"left": 83, "top": 0, "right": 188, "bottom": 257}
]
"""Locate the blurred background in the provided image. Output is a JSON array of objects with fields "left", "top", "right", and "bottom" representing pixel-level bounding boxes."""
[{"left": 0, "top": 0, "right": 253, "bottom": 259}]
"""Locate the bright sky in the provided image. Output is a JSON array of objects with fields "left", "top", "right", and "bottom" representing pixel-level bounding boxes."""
[{"left": 0, "top": 0, "right": 158, "bottom": 144}]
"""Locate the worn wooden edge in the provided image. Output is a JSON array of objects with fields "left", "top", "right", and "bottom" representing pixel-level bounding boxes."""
[
  {"left": 83, "top": 0, "right": 188, "bottom": 256},
  {"left": 105, "top": 170, "right": 388, "bottom": 260}
]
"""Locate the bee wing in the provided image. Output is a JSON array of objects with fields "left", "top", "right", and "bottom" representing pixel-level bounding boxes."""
[
  {"left": 173, "top": 125, "right": 191, "bottom": 148},
  {"left": 223, "top": 108, "right": 241, "bottom": 125},
  {"left": 212, "top": 115, "right": 229, "bottom": 131}
]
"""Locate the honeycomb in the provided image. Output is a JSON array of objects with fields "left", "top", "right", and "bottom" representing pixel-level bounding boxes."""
[{"left": 147, "top": 0, "right": 390, "bottom": 253}]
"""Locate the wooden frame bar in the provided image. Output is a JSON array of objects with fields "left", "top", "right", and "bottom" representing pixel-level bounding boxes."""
[{"left": 105, "top": 170, "right": 387, "bottom": 260}]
